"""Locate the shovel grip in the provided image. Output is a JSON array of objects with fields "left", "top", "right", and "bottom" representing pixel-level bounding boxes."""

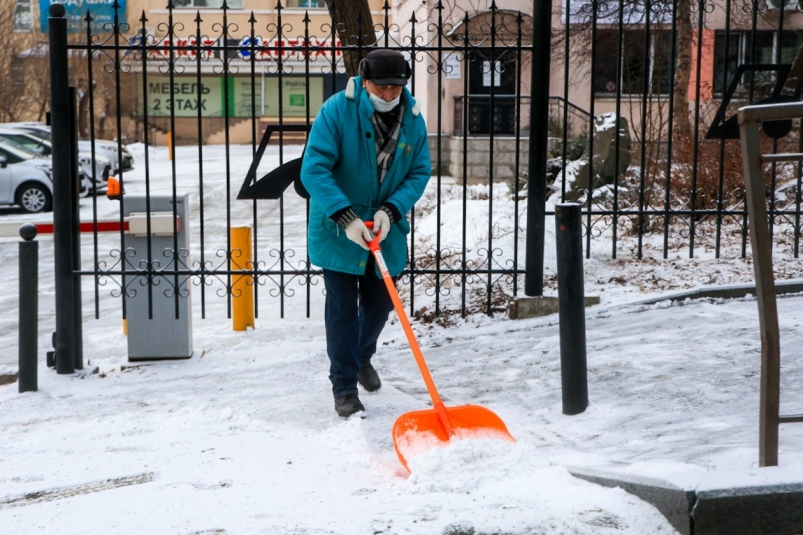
[{"left": 364, "top": 221, "right": 381, "bottom": 252}]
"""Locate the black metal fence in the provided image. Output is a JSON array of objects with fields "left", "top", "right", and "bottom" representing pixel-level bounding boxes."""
[
  {"left": 48, "top": 0, "right": 803, "bottom": 329},
  {"left": 554, "top": 0, "right": 803, "bottom": 262},
  {"left": 52, "top": 0, "right": 537, "bottom": 326}
]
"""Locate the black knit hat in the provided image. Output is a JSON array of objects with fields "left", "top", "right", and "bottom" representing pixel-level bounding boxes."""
[{"left": 359, "top": 49, "right": 411, "bottom": 86}]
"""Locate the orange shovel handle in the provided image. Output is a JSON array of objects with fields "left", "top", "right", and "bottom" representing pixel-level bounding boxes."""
[{"left": 365, "top": 222, "right": 454, "bottom": 437}]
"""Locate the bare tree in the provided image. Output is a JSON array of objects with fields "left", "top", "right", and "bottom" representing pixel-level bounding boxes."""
[
  {"left": 326, "top": 0, "right": 378, "bottom": 76},
  {"left": 672, "top": 0, "right": 693, "bottom": 139},
  {"left": 0, "top": 0, "right": 41, "bottom": 123}
]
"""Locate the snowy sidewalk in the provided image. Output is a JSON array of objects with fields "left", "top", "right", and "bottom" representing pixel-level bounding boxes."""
[
  {"left": 2, "top": 291, "right": 803, "bottom": 534},
  {"left": 2, "top": 143, "right": 803, "bottom": 533}
]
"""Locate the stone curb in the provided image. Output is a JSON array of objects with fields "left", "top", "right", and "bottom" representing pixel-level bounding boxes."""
[
  {"left": 616, "top": 279, "right": 803, "bottom": 309},
  {"left": 569, "top": 467, "right": 695, "bottom": 535},
  {"left": 569, "top": 467, "right": 803, "bottom": 535},
  {"left": 509, "top": 295, "right": 601, "bottom": 319},
  {"left": 510, "top": 279, "right": 803, "bottom": 320}
]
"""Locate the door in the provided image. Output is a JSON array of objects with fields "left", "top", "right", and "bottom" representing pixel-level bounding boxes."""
[{"left": 467, "top": 50, "right": 518, "bottom": 135}]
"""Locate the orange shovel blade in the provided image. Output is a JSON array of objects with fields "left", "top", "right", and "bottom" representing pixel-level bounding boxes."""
[{"left": 392, "top": 404, "right": 515, "bottom": 471}]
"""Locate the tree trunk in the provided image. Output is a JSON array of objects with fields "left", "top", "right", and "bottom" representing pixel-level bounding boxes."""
[
  {"left": 672, "top": 0, "right": 693, "bottom": 141},
  {"left": 78, "top": 88, "right": 90, "bottom": 138},
  {"left": 98, "top": 94, "right": 111, "bottom": 139},
  {"left": 326, "top": 0, "right": 377, "bottom": 77}
]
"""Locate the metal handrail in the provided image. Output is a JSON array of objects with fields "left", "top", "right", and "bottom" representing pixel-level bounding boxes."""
[
  {"left": 451, "top": 95, "right": 594, "bottom": 138},
  {"left": 738, "top": 100, "right": 803, "bottom": 467},
  {"left": 451, "top": 94, "right": 594, "bottom": 119},
  {"left": 548, "top": 95, "right": 594, "bottom": 122},
  {"left": 452, "top": 94, "right": 523, "bottom": 99},
  {"left": 738, "top": 101, "right": 803, "bottom": 124}
]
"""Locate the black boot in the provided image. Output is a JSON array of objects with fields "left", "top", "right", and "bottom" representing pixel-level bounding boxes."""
[
  {"left": 357, "top": 364, "right": 381, "bottom": 392},
  {"left": 334, "top": 394, "right": 365, "bottom": 418}
]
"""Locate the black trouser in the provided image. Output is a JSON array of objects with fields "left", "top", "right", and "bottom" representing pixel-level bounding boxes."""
[{"left": 322, "top": 255, "right": 395, "bottom": 399}]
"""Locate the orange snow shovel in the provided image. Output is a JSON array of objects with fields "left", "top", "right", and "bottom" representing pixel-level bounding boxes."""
[{"left": 365, "top": 223, "right": 515, "bottom": 471}]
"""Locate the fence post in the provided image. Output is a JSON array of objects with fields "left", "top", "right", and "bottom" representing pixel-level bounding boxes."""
[
  {"left": 69, "top": 86, "right": 84, "bottom": 371},
  {"left": 49, "top": 3, "right": 76, "bottom": 375},
  {"left": 525, "top": 0, "right": 552, "bottom": 297},
  {"left": 555, "top": 203, "right": 588, "bottom": 415},
  {"left": 231, "top": 226, "right": 255, "bottom": 331},
  {"left": 19, "top": 224, "right": 38, "bottom": 393}
]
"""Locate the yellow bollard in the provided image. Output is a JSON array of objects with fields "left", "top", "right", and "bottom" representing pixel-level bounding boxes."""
[
  {"left": 167, "top": 131, "right": 173, "bottom": 160},
  {"left": 123, "top": 318, "right": 128, "bottom": 336},
  {"left": 231, "top": 226, "right": 255, "bottom": 331}
]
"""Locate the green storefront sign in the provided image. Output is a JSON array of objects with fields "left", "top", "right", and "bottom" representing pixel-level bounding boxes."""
[
  {"left": 145, "top": 78, "right": 223, "bottom": 117},
  {"left": 145, "top": 76, "right": 323, "bottom": 118}
]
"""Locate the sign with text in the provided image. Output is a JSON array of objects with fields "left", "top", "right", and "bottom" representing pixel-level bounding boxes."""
[
  {"left": 39, "top": 0, "right": 126, "bottom": 33},
  {"left": 125, "top": 36, "right": 341, "bottom": 64},
  {"left": 444, "top": 53, "right": 462, "bottom": 80},
  {"left": 144, "top": 76, "right": 324, "bottom": 118},
  {"left": 130, "top": 36, "right": 218, "bottom": 61},
  {"left": 145, "top": 77, "right": 223, "bottom": 118},
  {"left": 229, "top": 77, "right": 324, "bottom": 118},
  {"left": 262, "top": 77, "right": 324, "bottom": 118},
  {"left": 236, "top": 37, "right": 343, "bottom": 62}
]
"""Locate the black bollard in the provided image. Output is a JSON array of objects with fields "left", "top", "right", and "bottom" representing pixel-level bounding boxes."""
[
  {"left": 555, "top": 203, "right": 588, "bottom": 415},
  {"left": 19, "top": 224, "right": 38, "bottom": 393}
]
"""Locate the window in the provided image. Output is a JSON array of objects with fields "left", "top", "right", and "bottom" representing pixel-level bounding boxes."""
[
  {"left": 285, "top": 0, "right": 327, "bottom": 7},
  {"left": 0, "top": 147, "right": 24, "bottom": 164},
  {"left": 14, "top": 0, "right": 32, "bottom": 32},
  {"left": 780, "top": 30, "right": 803, "bottom": 64},
  {"left": 172, "top": 0, "right": 244, "bottom": 8},
  {"left": 650, "top": 32, "right": 674, "bottom": 95},
  {"left": 751, "top": 32, "right": 776, "bottom": 62},
  {"left": 0, "top": 134, "right": 48, "bottom": 155},
  {"left": 0, "top": 139, "right": 34, "bottom": 161},
  {"left": 593, "top": 30, "right": 673, "bottom": 96},
  {"left": 713, "top": 33, "right": 740, "bottom": 95},
  {"left": 714, "top": 30, "right": 803, "bottom": 96}
]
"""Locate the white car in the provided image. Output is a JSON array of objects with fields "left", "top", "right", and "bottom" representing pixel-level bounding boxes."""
[
  {"left": 80, "top": 139, "right": 135, "bottom": 174},
  {"left": 2, "top": 122, "right": 134, "bottom": 174},
  {"left": 0, "top": 128, "right": 110, "bottom": 194},
  {"left": 0, "top": 140, "right": 56, "bottom": 213}
]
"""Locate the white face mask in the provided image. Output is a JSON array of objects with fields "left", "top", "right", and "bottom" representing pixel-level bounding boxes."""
[{"left": 368, "top": 91, "right": 401, "bottom": 113}]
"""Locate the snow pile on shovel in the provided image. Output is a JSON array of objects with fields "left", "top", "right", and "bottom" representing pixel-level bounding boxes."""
[{"left": 404, "top": 437, "right": 555, "bottom": 492}]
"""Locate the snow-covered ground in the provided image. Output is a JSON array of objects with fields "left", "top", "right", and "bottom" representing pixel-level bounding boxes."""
[{"left": 1, "top": 144, "right": 802, "bottom": 534}]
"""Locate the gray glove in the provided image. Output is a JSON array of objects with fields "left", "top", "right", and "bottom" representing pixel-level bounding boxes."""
[{"left": 344, "top": 218, "right": 373, "bottom": 250}]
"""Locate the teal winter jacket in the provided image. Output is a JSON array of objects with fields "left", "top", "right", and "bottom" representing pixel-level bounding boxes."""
[{"left": 301, "top": 76, "right": 431, "bottom": 277}]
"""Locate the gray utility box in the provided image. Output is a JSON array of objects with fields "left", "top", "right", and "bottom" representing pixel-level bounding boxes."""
[{"left": 123, "top": 194, "right": 193, "bottom": 361}]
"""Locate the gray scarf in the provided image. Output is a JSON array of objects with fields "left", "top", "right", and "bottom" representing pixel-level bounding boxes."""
[{"left": 370, "top": 103, "right": 405, "bottom": 184}]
